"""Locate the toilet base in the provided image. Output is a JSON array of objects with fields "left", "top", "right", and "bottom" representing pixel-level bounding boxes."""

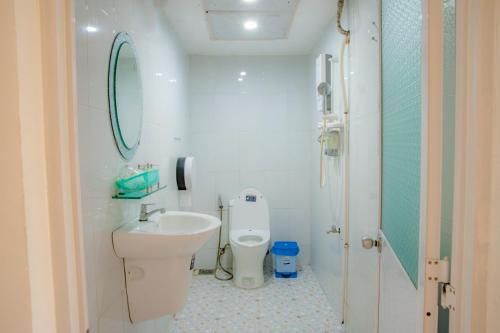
[
  {"left": 233, "top": 270, "right": 264, "bottom": 289},
  {"left": 232, "top": 255, "right": 265, "bottom": 289}
]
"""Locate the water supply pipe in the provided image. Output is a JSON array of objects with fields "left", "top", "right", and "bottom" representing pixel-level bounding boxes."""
[{"left": 337, "top": 0, "right": 351, "bottom": 326}]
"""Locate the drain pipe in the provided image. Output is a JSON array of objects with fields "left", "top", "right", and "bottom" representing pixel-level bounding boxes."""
[{"left": 337, "top": 0, "right": 351, "bottom": 326}]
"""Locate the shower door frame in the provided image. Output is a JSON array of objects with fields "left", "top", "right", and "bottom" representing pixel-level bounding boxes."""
[
  {"left": 424, "top": 0, "right": 498, "bottom": 331},
  {"left": 420, "top": 0, "right": 445, "bottom": 332}
]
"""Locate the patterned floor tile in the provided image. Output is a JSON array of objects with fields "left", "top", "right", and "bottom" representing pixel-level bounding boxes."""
[{"left": 172, "top": 266, "right": 339, "bottom": 333}]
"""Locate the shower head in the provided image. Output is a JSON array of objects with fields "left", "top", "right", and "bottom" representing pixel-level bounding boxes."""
[
  {"left": 317, "top": 82, "right": 331, "bottom": 96},
  {"left": 318, "top": 82, "right": 332, "bottom": 115}
]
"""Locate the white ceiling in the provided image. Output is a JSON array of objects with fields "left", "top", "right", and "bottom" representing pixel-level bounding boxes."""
[{"left": 162, "top": 0, "right": 336, "bottom": 55}]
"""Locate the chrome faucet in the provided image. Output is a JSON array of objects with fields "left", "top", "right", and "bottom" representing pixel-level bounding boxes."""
[{"left": 139, "top": 203, "right": 166, "bottom": 222}]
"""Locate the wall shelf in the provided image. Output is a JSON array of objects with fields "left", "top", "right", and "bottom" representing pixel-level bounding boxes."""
[{"left": 112, "top": 185, "right": 167, "bottom": 199}]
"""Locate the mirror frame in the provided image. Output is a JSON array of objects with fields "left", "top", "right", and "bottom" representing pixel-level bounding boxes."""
[{"left": 108, "top": 32, "right": 143, "bottom": 161}]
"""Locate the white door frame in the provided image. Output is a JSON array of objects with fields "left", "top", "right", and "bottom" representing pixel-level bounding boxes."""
[
  {"left": 450, "top": 0, "right": 499, "bottom": 332},
  {"left": 421, "top": 0, "right": 444, "bottom": 332},
  {"left": 421, "top": 0, "right": 500, "bottom": 331}
]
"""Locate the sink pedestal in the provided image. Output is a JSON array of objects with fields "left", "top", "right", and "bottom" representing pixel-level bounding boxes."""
[
  {"left": 124, "top": 256, "right": 192, "bottom": 323},
  {"left": 112, "top": 211, "right": 221, "bottom": 323}
]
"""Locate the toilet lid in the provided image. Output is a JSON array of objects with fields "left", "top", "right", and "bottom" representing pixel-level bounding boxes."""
[{"left": 230, "top": 188, "right": 270, "bottom": 231}]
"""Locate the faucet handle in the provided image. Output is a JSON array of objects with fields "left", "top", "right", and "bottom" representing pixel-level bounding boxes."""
[{"left": 140, "top": 203, "right": 154, "bottom": 212}]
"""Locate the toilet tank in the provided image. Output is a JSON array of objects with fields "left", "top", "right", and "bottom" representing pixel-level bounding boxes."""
[{"left": 230, "top": 188, "right": 270, "bottom": 231}]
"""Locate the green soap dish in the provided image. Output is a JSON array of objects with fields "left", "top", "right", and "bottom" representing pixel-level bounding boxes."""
[{"left": 115, "top": 168, "right": 159, "bottom": 193}]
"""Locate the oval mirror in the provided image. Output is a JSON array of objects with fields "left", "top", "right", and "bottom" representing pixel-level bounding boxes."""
[{"left": 108, "top": 32, "right": 143, "bottom": 160}]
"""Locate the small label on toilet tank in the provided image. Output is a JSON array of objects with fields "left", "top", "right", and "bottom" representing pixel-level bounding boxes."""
[{"left": 246, "top": 195, "right": 257, "bottom": 202}]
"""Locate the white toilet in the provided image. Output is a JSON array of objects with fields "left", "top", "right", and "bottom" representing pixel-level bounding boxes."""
[{"left": 229, "top": 188, "right": 270, "bottom": 289}]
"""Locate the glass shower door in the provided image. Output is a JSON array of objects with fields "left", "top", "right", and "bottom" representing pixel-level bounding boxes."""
[{"left": 379, "top": 0, "right": 423, "bottom": 331}]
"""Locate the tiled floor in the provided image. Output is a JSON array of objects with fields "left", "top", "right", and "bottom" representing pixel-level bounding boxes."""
[{"left": 172, "top": 266, "right": 338, "bottom": 333}]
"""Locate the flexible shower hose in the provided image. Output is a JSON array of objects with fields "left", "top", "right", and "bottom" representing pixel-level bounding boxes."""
[
  {"left": 319, "top": 117, "right": 328, "bottom": 188},
  {"left": 214, "top": 200, "right": 233, "bottom": 281}
]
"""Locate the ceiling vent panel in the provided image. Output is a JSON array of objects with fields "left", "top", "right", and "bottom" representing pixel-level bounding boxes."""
[
  {"left": 203, "top": 0, "right": 299, "bottom": 41},
  {"left": 207, "top": 12, "right": 292, "bottom": 40},
  {"left": 204, "top": 0, "right": 299, "bottom": 12}
]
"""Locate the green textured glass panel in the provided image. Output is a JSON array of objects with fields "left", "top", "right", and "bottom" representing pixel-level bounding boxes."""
[
  {"left": 439, "top": 0, "right": 456, "bottom": 331},
  {"left": 381, "top": 0, "right": 422, "bottom": 288}
]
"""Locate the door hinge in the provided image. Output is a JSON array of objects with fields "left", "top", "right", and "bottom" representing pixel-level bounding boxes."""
[
  {"left": 426, "top": 257, "right": 457, "bottom": 311},
  {"left": 425, "top": 257, "right": 449, "bottom": 283},
  {"left": 440, "top": 283, "right": 457, "bottom": 311}
]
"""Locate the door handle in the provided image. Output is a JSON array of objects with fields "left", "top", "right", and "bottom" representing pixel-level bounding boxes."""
[{"left": 361, "top": 236, "right": 382, "bottom": 253}]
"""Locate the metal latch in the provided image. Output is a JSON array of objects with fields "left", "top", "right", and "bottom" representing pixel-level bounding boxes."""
[
  {"left": 425, "top": 257, "right": 449, "bottom": 283},
  {"left": 441, "top": 283, "right": 457, "bottom": 311}
]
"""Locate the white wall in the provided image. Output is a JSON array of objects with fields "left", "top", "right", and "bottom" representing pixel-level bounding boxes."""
[
  {"left": 343, "top": 0, "right": 383, "bottom": 331},
  {"left": 309, "top": 1, "right": 382, "bottom": 329},
  {"left": 309, "top": 19, "right": 347, "bottom": 317},
  {"left": 75, "top": 1, "right": 189, "bottom": 332},
  {"left": 188, "top": 55, "right": 312, "bottom": 269}
]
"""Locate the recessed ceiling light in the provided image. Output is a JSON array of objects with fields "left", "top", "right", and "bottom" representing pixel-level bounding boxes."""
[
  {"left": 243, "top": 20, "right": 258, "bottom": 30},
  {"left": 240, "top": 71, "right": 247, "bottom": 76},
  {"left": 85, "top": 26, "right": 98, "bottom": 32},
  {"left": 238, "top": 77, "right": 244, "bottom": 82},
  {"left": 242, "top": 0, "right": 257, "bottom": 3}
]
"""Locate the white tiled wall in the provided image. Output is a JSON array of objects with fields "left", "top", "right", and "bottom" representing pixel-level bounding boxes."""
[
  {"left": 309, "top": 23, "right": 346, "bottom": 317},
  {"left": 343, "top": 1, "right": 382, "bottom": 330},
  {"left": 75, "top": 1, "right": 189, "bottom": 332},
  {"left": 188, "top": 56, "right": 313, "bottom": 269},
  {"left": 309, "top": 0, "right": 382, "bottom": 327}
]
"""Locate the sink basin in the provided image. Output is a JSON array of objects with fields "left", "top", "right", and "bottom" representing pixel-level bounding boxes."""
[
  {"left": 112, "top": 211, "right": 221, "bottom": 323},
  {"left": 113, "top": 211, "right": 221, "bottom": 258}
]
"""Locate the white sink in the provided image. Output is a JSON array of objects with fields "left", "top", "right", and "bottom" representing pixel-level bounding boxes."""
[
  {"left": 113, "top": 211, "right": 221, "bottom": 258},
  {"left": 112, "top": 211, "right": 221, "bottom": 323}
]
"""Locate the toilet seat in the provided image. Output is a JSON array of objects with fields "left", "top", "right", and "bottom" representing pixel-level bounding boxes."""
[{"left": 230, "top": 229, "right": 270, "bottom": 248}]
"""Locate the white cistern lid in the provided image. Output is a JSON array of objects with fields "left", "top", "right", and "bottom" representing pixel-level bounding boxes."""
[{"left": 230, "top": 188, "right": 269, "bottom": 231}]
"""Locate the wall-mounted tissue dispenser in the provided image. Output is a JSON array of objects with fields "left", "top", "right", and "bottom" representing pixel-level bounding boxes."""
[{"left": 176, "top": 157, "right": 194, "bottom": 191}]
